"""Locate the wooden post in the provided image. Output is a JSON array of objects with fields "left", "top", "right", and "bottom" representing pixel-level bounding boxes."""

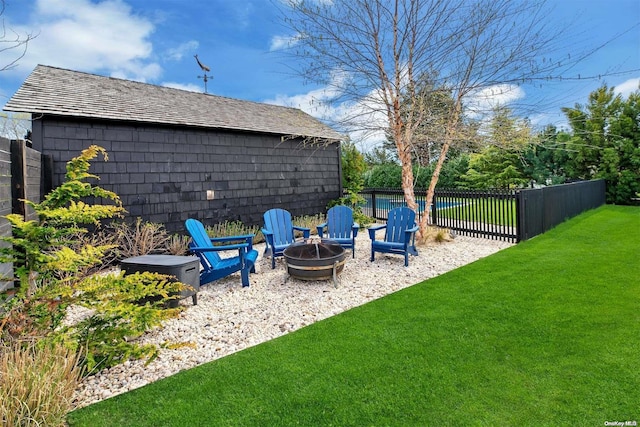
[
  {"left": 41, "top": 153, "right": 54, "bottom": 198},
  {"left": 8, "top": 140, "right": 28, "bottom": 289},
  {"left": 10, "top": 139, "right": 27, "bottom": 219}
]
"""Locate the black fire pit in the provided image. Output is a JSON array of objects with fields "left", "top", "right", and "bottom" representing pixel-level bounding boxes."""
[{"left": 283, "top": 239, "right": 346, "bottom": 286}]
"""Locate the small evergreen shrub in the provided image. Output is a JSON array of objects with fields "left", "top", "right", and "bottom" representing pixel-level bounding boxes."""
[
  {"left": 68, "top": 225, "right": 120, "bottom": 275},
  {"left": 333, "top": 141, "right": 374, "bottom": 227},
  {"left": 61, "top": 270, "right": 187, "bottom": 372},
  {"left": 0, "top": 145, "right": 188, "bottom": 376}
]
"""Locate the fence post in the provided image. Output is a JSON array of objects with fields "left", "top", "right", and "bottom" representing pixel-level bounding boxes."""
[
  {"left": 371, "top": 190, "right": 377, "bottom": 221},
  {"left": 0, "top": 139, "right": 13, "bottom": 292},
  {"left": 432, "top": 191, "right": 438, "bottom": 225},
  {"left": 10, "top": 140, "right": 27, "bottom": 219},
  {"left": 41, "top": 153, "right": 54, "bottom": 198},
  {"left": 515, "top": 190, "right": 522, "bottom": 243}
]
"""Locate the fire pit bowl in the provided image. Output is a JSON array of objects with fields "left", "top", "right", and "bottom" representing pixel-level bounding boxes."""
[{"left": 283, "top": 239, "right": 346, "bottom": 285}]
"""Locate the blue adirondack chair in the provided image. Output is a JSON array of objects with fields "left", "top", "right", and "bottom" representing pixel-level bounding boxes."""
[
  {"left": 185, "top": 218, "right": 259, "bottom": 287},
  {"left": 368, "top": 207, "right": 419, "bottom": 267},
  {"left": 261, "top": 208, "right": 310, "bottom": 269},
  {"left": 316, "top": 205, "right": 359, "bottom": 257}
]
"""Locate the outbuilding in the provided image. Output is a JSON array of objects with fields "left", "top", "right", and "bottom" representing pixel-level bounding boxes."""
[{"left": 4, "top": 65, "right": 344, "bottom": 232}]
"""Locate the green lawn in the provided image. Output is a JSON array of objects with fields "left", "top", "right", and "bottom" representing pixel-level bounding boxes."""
[{"left": 68, "top": 205, "right": 640, "bottom": 426}]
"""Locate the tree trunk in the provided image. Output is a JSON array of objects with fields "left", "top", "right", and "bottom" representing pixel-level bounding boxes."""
[
  {"left": 418, "top": 100, "right": 462, "bottom": 236},
  {"left": 399, "top": 145, "right": 417, "bottom": 211},
  {"left": 422, "top": 140, "right": 451, "bottom": 228}
]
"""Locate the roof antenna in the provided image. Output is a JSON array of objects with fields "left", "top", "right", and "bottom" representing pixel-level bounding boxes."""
[{"left": 194, "top": 54, "right": 212, "bottom": 93}]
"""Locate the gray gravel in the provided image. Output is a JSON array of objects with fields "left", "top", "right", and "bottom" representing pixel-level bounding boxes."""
[{"left": 72, "top": 233, "right": 513, "bottom": 409}]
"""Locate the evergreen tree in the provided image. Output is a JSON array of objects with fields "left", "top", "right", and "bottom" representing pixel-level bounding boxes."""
[
  {"left": 340, "top": 141, "right": 367, "bottom": 193},
  {"left": 562, "top": 85, "right": 640, "bottom": 204},
  {"left": 523, "top": 125, "right": 572, "bottom": 185},
  {"left": 459, "top": 106, "right": 531, "bottom": 189}
]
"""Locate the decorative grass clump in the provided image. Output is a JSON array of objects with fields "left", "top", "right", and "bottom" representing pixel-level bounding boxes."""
[
  {"left": 205, "top": 220, "right": 264, "bottom": 244},
  {"left": 292, "top": 213, "right": 326, "bottom": 236},
  {"left": 67, "top": 205, "right": 639, "bottom": 426},
  {"left": 416, "top": 225, "right": 453, "bottom": 245},
  {"left": 204, "top": 214, "right": 327, "bottom": 245},
  {"left": 1, "top": 342, "right": 83, "bottom": 427}
]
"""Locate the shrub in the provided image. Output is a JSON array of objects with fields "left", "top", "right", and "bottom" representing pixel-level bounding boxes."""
[
  {"left": 166, "top": 234, "right": 190, "bottom": 255},
  {"left": 363, "top": 154, "right": 470, "bottom": 190},
  {"left": 0, "top": 341, "right": 82, "bottom": 427},
  {"left": 328, "top": 192, "right": 375, "bottom": 228},
  {"left": 341, "top": 141, "right": 366, "bottom": 193},
  {"left": 69, "top": 218, "right": 173, "bottom": 272},
  {"left": 59, "top": 271, "right": 187, "bottom": 372},
  {"left": 293, "top": 213, "right": 326, "bottom": 236},
  {"left": 200, "top": 215, "right": 327, "bottom": 245},
  {"left": 68, "top": 225, "right": 120, "bottom": 275},
  {"left": 205, "top": 220, "right": 264, "bottom": 244},
  {"left": 364, "top": 163, "right": 403, "bottom": 188},
  {"left": 115, "top": 218, "right": 169, "bottom": 258},
  {"left": 0, "top": 145, "right": 188, "bottom": 374},
  {"left": 416, "top": 226, "right": 453, "bottom": 245}
]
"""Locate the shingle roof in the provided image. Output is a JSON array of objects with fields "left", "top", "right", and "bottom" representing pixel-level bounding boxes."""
[{"left": 4, "top": 65, "right": 344, "bottom": 141}]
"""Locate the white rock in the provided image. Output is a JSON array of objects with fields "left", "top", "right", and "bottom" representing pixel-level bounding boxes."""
[{"left": 71, "top": 233, "right": 512, "bottom": 409}]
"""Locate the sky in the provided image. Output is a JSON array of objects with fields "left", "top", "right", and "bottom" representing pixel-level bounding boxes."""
[{"left": 0, "top": 0, "right": 639, "bottom": 147}]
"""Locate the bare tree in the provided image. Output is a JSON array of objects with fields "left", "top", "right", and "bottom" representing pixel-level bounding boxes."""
[
  {"left": 0, "top": 1, "right": 36, "bottom": 140},
  {"left": 399, "top": 74, "right": 480, "bottom": 167},
  {"left": 1, "top": 0, "right": 36, "bottom": 72},
  {"left": 0, "top": 111, "right": 30, "bottom": 140},
  {"left": 280, "top": 0, "right": 604, "bottom": 237}
]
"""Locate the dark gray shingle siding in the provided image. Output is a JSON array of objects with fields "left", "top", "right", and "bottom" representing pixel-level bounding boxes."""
[{"left": 37, "top": 117, "right": 341, "bottom": 232}]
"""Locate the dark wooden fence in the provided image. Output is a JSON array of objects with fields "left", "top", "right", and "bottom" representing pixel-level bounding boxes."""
[
  {"left": 0, "top": 137, "right": 44, "bottom": 292},
  {"left": 0, "top": 139, "right": 12, "bottom": 292},
  {"left": 517, "top": 180, "right": 606, "bottom": 241},
  {"left": 360, "top": 180, "right": 606, "bottom": 243}
]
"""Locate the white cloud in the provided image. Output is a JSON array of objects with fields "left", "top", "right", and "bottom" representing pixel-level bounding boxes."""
[
  {"left": 161, "top": 82, "right": 203, "bottom": 93},
  {"left": 265, "top": 87, "right": 331, "bottom": 114},
  {"left": 264, "top": 68, "right": 343, "bottom": 113},
  {"left": 5, "top": 0, "right": 160, "bottom": 81},
  {"left": 265, "top": 79, "right": 533, "bottom": 147},
  {"left": 164, "top": 41, "right": 199, "bottom": 62},
  {"left": 340, "top": 101, "right": 388, "bottom": 150},
  {"left": 466, "top": 84, "right": 526, "bottom": 116},
  {"left": 528, "top": 112, "right": 570, "bottom": 131},
  {"left": 269, "top": 34, "right": 301, "bottom": 51},
  {"left": 279, "top": 0, "right": 334, "bottom": 6},
  {"left": 614, "top": 77, "right": 640, "bottom": 98},
  {"left": 110, "top": 61, "right": 162, "bottom": 82},
  {"left": 264, "top": 77, "right": 388, "bottom": 148}
]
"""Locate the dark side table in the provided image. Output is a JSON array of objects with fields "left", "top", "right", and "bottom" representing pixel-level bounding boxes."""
[{"left": 120, "top": 255, "right": 200, "bottom": 306}]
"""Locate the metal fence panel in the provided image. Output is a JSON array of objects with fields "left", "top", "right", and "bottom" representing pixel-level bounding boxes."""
[
  {"left": 361, "top": 180, "right": 606, "bottom": 244},
  {"left": 433, "top": 188, "right": 517, "bottom": 242},
  {"left": 360, "top": 187, "right": 518, "bottom": 242}
]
